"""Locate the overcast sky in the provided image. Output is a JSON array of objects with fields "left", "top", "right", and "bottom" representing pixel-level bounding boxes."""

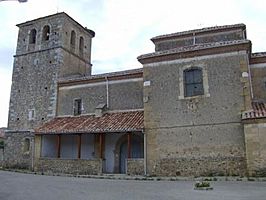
[{"left": 0, "top": 0, "right": 266, "bottom": 127}]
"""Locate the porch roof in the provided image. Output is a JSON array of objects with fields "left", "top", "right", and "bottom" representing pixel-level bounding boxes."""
[
  {"left": 35, "top": 110, "right": 144, "bottom": 134},
  {"left": 242, "top": 102, "right": 266, "bottom": 120}
]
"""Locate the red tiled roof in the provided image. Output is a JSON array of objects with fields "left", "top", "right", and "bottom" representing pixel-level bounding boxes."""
[
  {"left": 242, "top": 102, "right": 266, "bottom": 120},
  {"left": 35, "top": 111, "right": 144, "bottom": 134},
  {"left": 138, "top": 40, "right": 251, "bottom": 63},
  {"left": 58, "top": 68, "right": 143, "bottom": 84}
]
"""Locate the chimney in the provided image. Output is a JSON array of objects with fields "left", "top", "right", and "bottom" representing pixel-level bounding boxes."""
[{"left": 95, "top": 103, "right": 106, "bottom": 117}]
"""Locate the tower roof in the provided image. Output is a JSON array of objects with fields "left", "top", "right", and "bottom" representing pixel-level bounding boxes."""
[{"left": 16, "top": 12, "right": 95, "bottom": 37}]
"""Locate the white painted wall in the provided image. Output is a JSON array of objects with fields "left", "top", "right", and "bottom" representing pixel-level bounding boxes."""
[
  {"left": 81, "top": 134, "right": 95, "bottom": 159},
  {"left": 41, "top": 135, "right": 57, "bottom": 158},
  {"left": 104, "top": 134, "right": 123, "bottom": 173},
  {"left": 61, "top": 135, "right": 78, "bottom": 159}
]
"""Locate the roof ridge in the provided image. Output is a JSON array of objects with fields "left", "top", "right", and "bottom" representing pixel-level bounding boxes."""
[
  {"left": 138, "top": 40, "right": 250, "bottom": 60},
  {"left": 151, "top": 23, "right": 246, "bottom": 41},
  {"left": 58, "top": 68, "right": 143, "bottom": 83},
  {"left": 251, "top": 52, "right": 266, "bottom": 58}
]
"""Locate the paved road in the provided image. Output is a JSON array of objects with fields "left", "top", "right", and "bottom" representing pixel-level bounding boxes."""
[{"left": 0, "top": 170, "right": 266, "bottom": 200}]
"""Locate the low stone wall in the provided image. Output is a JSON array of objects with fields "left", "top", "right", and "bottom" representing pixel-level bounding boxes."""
[
  {"left": 127, "top": 158, "right": 144, "bottom": 175},
  {"left": 149, "top": 156, "right": 246, "bottom": 177},
  {"left": 35, "top": 158, "right": 103, "bottom": 175},
  {"left": 4, "top": 131, "right": 34, "bottom": 170},
  {"left": 244, "top": 123, "right": 266, "bottom": 177}
]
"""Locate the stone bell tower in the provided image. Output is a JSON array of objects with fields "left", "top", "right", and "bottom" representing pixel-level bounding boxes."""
[{"left": 6, "top": 12, "right": 95, "bottom": 168}]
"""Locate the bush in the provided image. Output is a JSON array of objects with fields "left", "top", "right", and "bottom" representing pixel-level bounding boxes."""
[{"left": 195, "top": 181, "right": 210, "bottom": 188}]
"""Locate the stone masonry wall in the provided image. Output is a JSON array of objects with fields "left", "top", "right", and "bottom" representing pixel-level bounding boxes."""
[
  {"left": 58, "top": 79, "right": 143, "bottom": 116},
  {"left": 35, "top": 158, "right": 102, "bottom": 175},
  {"left": 8, "top": 49, "right": 60, "bottom": 130},
  {"left": 155, "top": 29, "right": 245, "bottom": 51},
  {"left": 152, "top": 157, "right": 245, "bottom": 177},
  {"left": 250, "top": 65, "right": 266, "bottom": 101},
  {"left": 4, "top": 131, "right": 34, "bottom": 169},
  {"left": 127, "top": 159, "right": 144, "bottom": 175},
  {"left": 143, "top": 52, "right": 249, "bottom": 176},
  {"left": 244, "top": 122, "right": 266, "bottom": 177},
  {"left": 7, "top": 13, "right": 94, "bottom": 169},
  {"left": 9, "top": 13, "right": 94, "bottom": 131}
]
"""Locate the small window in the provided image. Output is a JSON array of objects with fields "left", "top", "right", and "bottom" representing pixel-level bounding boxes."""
[
  {"left": 184, "top": 68, "right": 204, "bottom": 97},
  {"left": 73, "top": 99, "right": 82, "bottom": 116},
  {"left": 28, "top": 109, "right": 35, "bottom": 120},
  {"left": 29, "top": 29, "right": 37, "bottom": 44},
  {"left": 42, "top": 25, "right": 50, "bottom": 41},
  {"left": 70, "top": 30, "right": 76, "bottom": 48},
  {"left": 79, "top": 36, "right": 84, "bottom": 56},
  {"left": 23, "top": 138, "right": 30, "bottom": 153}
]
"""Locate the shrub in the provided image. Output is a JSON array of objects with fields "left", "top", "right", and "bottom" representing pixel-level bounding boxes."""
[{"left": 195, "top": 181, "right": 210, "bottom": 188}]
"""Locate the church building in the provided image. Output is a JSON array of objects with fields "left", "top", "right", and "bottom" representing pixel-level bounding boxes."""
[{"left": 4, "top": 12, "right": 266, "bottom": 177}]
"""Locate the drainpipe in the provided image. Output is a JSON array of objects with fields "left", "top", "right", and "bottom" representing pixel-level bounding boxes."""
[
  {"left": 105, "top": 76, "right": 109, "bottom": 108},
  {"left": 193, "top": 32, "right": 196, "bottom": 45},
  {"left": 144, "top": 130, "right": 147, "bottom": 176},
  {"left": 31, "top": 133, "right": 35, "bottom": 171},
  {"left": 246, "top": 54, "right": 254, "bottom": 99}
]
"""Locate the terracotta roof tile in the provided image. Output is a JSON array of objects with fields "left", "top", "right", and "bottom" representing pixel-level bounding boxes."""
[
  {"left": 35, "top": 111, "right": 144, "bottom": 134},
  {"left": 138, "top": 40, "right": 250, "bottom": 61},
  {"left": 58, "top": 68, "right": 143, "bottom": 84},
  {"left": 251, "top": 52, "right": 266, "bottom": 58},
  {"left": 242, "top": 102, "right": 266, "bottom": 120}
]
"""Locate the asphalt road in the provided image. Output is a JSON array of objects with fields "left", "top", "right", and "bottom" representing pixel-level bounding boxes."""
[{"left": 0, "top": 170, "right": 266, "bottom": 200}]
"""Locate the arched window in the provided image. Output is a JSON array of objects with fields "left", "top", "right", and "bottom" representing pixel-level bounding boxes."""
[
  {"left": 70, "top": 30, "right": 76, "bottom": 48},
  {"left": 23, "top": 138, "right": 30, "bottom": 153},
  {"left": 184, "top": 67, "right": 203, "bottom": 97},
  {"left": 79, "top": 36, "right": 84, "bottom": 56},
  {"left": 42, "top": 25, "right": 50, "bottom": 41},
  {"left": 29, "top": 29, "right": 37, "bottom": 44}
]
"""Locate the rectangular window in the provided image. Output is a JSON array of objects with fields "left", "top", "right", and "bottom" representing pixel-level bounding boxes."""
[
  {"left": 73, "top": 99, "right": 82, "bottom": 116},
  {"left": 184, "top": 68, "right": 204, "bottom": 97},
  {"left": 28, "top": 109, "right": 35, "bottom": 120}
]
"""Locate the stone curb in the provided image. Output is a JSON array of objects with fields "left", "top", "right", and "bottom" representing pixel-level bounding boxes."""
[{"left": 1, "top": 168, "right": 266, "bottom": 182}]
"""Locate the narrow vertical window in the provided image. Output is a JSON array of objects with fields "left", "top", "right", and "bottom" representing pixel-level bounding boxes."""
[
  {"left": 79, "top": 36, "right": 84, "bottom": 56},
  {"left": 42, "top": 25, "right": 50, "bottom": 41},
  {"left": 29, "top": 29, "right": 37, "bottom": 44},
  {"left": 23, "top": 138, "right": 30, "bottom": 153},
  {"left": 74, "top": 99, "right": 82, "bottom": 116},
  {"left": 70, "top": 30, "right": 76, "bottom": 48},
  {"left": 184, "top": 68, "right": 203, "bottom": 97},
  {"left": 28, "top": 109, "right": 35, "bottom": 120}
]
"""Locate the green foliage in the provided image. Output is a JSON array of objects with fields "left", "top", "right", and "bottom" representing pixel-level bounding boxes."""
[{"left": 194, "top": 181, "right": 210, "bottom": 188}]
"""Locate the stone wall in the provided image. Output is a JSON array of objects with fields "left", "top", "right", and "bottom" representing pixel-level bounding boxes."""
[
  {"left": 150, "top": 157, "right": 245, "bottom": 177},
  {"left": 127, "top": 158, "right": 144, "bottom": 175},
  {"left": 9, "top": 13, "right": 94, "bottom": 131},
  {"left": 35, "top": 158, "right": 102, "bottom": 175},
  {"left": 143, "top": 52, "right": 249, "bottom": 176},
  {"left": 244, "top": 121, "right": 266, "bottom": 176},
  {"left": 154, "top": 27, "right": 245, "bottom": 51},
  {"left": 250, "top": 65, "right": 266, "bottom": 101},
  {"left": 57, "top": 78, "right": 143, "bottom": 116},
  {"left": 4, "top": 131, "right": 34, "bottom": 169}
]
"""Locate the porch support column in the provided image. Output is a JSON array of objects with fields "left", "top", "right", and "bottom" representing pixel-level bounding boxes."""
[
  {"left": 99, "top": 133, "right": 103, "bottom": 159},
  {"left": 127, "top": 133, "right": 131, "bottom": 158},
  {"left": 56, "top": 134, "right": 61, "bottom": 158},
  {"left": 77, "top": 134, "right": 81, "bottom": 159},
  {"left": 144, "top": 132, "right": 147, "bottom": 175}
]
